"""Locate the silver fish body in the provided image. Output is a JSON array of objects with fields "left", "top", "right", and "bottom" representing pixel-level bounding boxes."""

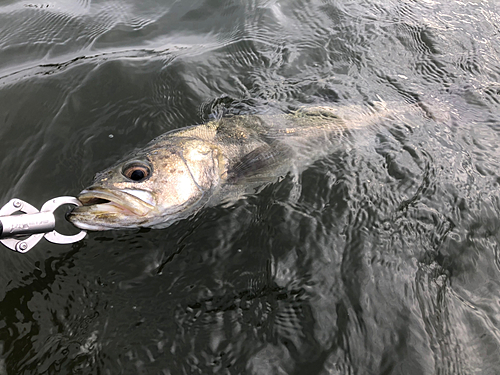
[{"left": 68, "top": 105, "right": 400, "bottom": 230}]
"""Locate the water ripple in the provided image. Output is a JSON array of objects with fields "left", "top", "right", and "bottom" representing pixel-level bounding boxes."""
[{"left": 1, "top": 0, "right": 500, "bottom": 373}]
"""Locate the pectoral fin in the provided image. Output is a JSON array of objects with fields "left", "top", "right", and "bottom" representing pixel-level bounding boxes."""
[{"left": 227, "top": 142, "right": 293, "bottom": 183}]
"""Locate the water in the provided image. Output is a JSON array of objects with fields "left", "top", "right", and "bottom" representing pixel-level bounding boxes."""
[{"left": 0, "top": 0, "right": 500, "bottom": 374}]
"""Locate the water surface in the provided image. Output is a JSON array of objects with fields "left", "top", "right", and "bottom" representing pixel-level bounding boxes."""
[{"left": 1, "top": 0, "right": 500, "bottom": 374}]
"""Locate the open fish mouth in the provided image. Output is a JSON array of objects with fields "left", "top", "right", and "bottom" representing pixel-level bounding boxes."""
[{"left": 74, "top": 187, "right": 155, "bottom": 217}]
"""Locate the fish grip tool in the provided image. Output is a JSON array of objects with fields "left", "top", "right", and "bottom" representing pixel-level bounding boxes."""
[{"left": 0, "top": 197, "right": 86, "bottom": 253}]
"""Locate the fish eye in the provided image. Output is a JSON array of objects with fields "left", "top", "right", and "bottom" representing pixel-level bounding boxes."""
[{"left": 122, "top": 161, "right": 152, "bottom": 182}]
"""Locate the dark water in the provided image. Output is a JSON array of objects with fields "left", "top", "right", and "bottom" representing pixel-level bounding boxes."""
[{"left": 1, "top": 0, "right": 500, "bottom": 374}]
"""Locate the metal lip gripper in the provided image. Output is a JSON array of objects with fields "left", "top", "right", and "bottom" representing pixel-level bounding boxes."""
[{"left": 0, "top": 197, "right": 86, "bottom": 253}]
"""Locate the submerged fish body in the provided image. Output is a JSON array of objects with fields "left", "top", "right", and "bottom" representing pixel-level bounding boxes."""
[{"left": 68, "top": 105, "right": 404, "bottom": 230}]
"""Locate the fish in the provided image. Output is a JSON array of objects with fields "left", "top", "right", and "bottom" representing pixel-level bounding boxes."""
[{"left": 68, "top": 104, "right": 411, "bottom": 230}]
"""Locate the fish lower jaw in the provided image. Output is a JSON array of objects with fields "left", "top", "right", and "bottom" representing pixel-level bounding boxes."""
[
  {"left": 70, "top": 221, "right": 112, "bottom": 231},
  {"left": 69, "top": 214, "right": 153, "bottom": 231}
]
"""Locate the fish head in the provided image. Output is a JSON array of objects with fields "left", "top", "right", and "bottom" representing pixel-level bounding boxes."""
[{"left": 68, "top": 138, "right": 222, "bottom": 230}]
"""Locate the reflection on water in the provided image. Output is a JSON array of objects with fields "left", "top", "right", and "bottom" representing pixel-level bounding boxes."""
[{"left": 1, "top": 0, "right": 500, "bottom": 374}]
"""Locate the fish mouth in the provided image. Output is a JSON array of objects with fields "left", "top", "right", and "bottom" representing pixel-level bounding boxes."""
[{"left": 75, "top": 187, "right": 155, "bottom": 217}]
